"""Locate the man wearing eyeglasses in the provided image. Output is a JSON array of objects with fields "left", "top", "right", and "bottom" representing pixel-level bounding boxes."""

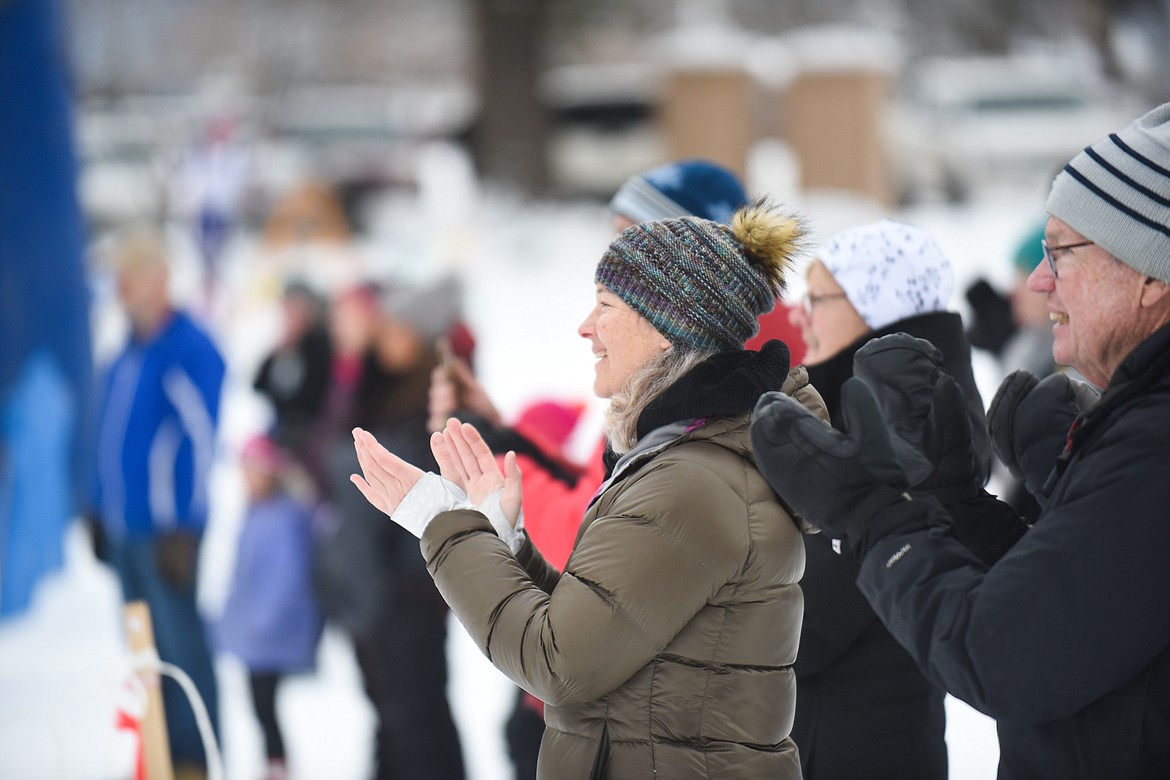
[{"left": 750, "top": 101, "right": 1170, "bottom": 779}]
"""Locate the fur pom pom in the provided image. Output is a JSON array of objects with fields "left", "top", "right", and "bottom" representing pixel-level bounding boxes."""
[{"left": 730, "top": 197, "right": 806, "bottom": 293}]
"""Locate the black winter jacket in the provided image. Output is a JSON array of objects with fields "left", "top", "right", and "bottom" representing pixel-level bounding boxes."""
[
  {"left": 858, "top": 320, "right": 1170, "bottom": 779},
  {"left": 794, "top": 311, "right": 985, "bottom": 779}
]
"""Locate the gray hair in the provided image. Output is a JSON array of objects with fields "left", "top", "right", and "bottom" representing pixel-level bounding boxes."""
[{"left": 604, "top": 347, "right": 715, "bottom": 454}]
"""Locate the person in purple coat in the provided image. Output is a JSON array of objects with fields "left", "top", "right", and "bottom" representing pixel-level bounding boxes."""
[{"left": 217, "top": 435, "right": 323, "bottom": 780}]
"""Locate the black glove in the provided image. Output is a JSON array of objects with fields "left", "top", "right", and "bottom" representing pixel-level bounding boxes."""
[
  {"left": 987, "top": 370, "right": 1099, "bottom": 502},
  {"left": 853, "top": 334, "right": 980, "bottom": 499},
  {"left": 964, "top": 278, "right": 1016, "bottom": 355},
  {"left": 154, "top": 530, "right": 201, "bottom": 590},
  {"left": 751, "top": 377, "right": 940, "bottom": 559}
]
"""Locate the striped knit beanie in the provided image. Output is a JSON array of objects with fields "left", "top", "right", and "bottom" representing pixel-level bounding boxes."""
[
  {"left": 1046, "top": 101, "right": 1170, "bottom": 282},
  {"left": 609, "top": 159, "right": 748, "bottom": 225},
  {"left": 595, "top": 199, "right": 804, "bottom": 351}
]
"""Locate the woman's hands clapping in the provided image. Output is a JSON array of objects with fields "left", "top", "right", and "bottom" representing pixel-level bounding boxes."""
[
  {"left": 350, "top": 427, "right": 425, "bottom": 518},
  {"left": 431, "top": 418, "right": 523, "bottom": 529},
  {"left": 350, "top": 419, "right": 523, "bottom": 547}
]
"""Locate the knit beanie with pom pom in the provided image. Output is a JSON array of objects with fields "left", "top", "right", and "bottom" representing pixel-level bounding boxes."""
[{"left": 595, "top": 198, "right": 805, "bottom": 351}]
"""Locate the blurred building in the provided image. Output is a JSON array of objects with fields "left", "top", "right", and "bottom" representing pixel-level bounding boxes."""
[{"left": 65, "top": 0, "right": 1167, "bottom": 213}]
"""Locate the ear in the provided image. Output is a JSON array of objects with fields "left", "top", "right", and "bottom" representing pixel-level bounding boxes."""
[
  {"left": 1140, "top": 276, "right": 1170, "bottom": 308},
  {"left": 658, "top": 335, "right": 672, "bottom": 352}
]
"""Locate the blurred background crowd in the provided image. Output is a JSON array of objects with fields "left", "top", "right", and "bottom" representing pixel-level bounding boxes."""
[
  {"left": 2, "top": 0, "right": 1169, "bottom": 779},
  {"left": 68, "top": 0, "right": 1168, "bottom": 225}
]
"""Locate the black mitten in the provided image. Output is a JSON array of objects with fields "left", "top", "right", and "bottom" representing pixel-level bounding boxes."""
[
  {"left": 855, "top": 334, "right": 1029, "bottom": 562},
  {"left": 853, "top": 334, "right": 982, "bottom": 498},
  {"left": 986, "top": 370, "right": 1039, "bottom": 476},
  {"left": 751, "top": 377, "right": 938, "bottom": 559},
  {"left": 965, "top": 278, "right": 1017, "bottom": 355},
  {"left": 988, "top": 370, "right": 1099, "bottom": 501}
]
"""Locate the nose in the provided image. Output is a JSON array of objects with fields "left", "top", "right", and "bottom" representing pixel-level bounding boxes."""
[
  {"left": 578, "top": 306, "right": 597, "bottom": 340},
  {"left": 1027, "top": 260, "right": 1054, "bottom": 294},
  {"left": 788, "top": 301, "right": 808, "bottom": 328}
]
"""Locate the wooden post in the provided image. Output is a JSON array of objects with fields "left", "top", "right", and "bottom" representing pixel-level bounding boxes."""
[
  {"left": 660, "top": 67, "right": 757, "bottom": 180},
  {"left": 124, "top": 601, "right": 175, "bottom": 780},
  {"left": 784, "top": 68, "right": 894, "bottom": 207}
]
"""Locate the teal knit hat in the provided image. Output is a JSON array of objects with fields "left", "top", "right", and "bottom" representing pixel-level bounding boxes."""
[
  {"left": 1012, "top": 220, "right": 1048, "bottom": 275},
  {"left": 594, "top": 200, "right": 804, "bottom": 351}
]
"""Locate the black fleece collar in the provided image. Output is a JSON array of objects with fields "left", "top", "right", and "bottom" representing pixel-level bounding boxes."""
[
  {"left": 602, "top": 340, "right": 792, "bottom": 476},
  {"left": 637, "top": 340, "right": 791, "bottom": 439}
]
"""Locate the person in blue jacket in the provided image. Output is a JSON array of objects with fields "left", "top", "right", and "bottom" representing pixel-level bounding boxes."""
[
  {"left": 750, "top": 102, "right": 1170, "bottom": 778},
  {"left": 91, "top": 227, "right": 226, "bottom": 778},
  {"left": 217, "top": 434, "right": 323, "bottom": 780}
]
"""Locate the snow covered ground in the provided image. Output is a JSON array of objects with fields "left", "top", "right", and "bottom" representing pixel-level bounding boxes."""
[{"left": 0, "top": 161, "right": 1050, "bottom": 779}]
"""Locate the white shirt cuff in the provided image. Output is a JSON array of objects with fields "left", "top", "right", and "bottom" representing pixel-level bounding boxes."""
[
  {"left": 477, "top": 489, "right": 525, "bottom": 555},
  {"left": 394, "top": 473, "right": 470, "bottom": 538},
  {"left": 395, "top": 474, "right": 525, "bottom": 554}
]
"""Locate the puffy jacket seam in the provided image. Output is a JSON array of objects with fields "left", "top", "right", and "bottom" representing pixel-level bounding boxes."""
[
  {"left": 653, "top": 735, "right": 789, "bottom": 751},
  {"left": 700, "top": 604, "right": 730, "bottom": 777},
  {"left": 567, "top": 570, "right": 668, "bottom": 653},
  {"left": 648, "top": 655, "right": 659, "bottom": 771},
  {"left": 657, "top": 653, "right": 786, "bottom": 673},
  {"left": 483, "top": 586, "right": 533, "bottom": 665}
]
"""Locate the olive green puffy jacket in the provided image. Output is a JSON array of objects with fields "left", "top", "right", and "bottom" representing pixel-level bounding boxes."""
[{"left": 421, "top": 368, "right": 823, "bottom": 779}]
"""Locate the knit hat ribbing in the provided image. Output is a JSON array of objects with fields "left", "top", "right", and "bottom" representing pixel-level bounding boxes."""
[
  {"left": 609, "top": 159, "right": 748, "bottom": 225},
  {"left": 595, "top": 200, "right": 803, "bottom": 351},
  {"left": 1046, "top": 101, "right": 1170, "bottom": 282},
  {"left": 819, "top": 219, "right": 954, "bottom": 331}
]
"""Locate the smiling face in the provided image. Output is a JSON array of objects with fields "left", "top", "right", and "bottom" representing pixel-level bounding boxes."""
[
  {"left": 1028, "top": 216, "right": 1154, "bottom": 387},
  {"left": 788, "top": 260, "right": 869, "bottom": 365},
  {"left": 578, "top": 285, "right": 672, "bottom": 398}
]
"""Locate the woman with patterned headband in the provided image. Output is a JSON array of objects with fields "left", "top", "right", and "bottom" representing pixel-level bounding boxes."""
[{"left": 349, "top": 199, "right": 821, "bottom": 778}]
